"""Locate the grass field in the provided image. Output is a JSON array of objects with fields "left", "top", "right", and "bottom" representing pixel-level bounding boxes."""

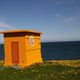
[{"left": 0, "top": 60, "right": 80, "bottom": 80}]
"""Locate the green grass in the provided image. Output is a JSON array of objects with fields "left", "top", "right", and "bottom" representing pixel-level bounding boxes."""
[{"left": 0, "top": 61, "right": 80, "bottom": 80}]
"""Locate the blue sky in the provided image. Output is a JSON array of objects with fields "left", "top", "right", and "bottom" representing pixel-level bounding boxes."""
[{"left": 0, "top": 0, "right": 80, "bottom": 42}]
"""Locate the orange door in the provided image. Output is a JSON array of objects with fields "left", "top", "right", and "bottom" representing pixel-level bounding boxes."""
[{"left": 11, "top": 42, "right": 19, "bottom": 64}]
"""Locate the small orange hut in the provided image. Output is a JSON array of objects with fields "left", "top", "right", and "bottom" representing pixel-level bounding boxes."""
[{"left": 0, "top": 30, "right": 43, "bottom": 68}]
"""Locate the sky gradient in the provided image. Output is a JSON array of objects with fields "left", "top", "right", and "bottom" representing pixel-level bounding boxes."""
[{"left": 0, "top": 0, "right": 80, "bottom": 43}]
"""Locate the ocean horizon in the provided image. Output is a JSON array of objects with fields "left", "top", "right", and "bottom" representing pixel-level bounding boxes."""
[{"left": 0, "top": 41, "right": 80, "bottom": 60}]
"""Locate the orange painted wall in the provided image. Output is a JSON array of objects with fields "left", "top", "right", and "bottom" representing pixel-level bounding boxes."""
[
  {"left": 4, "top": 33, "right": 26, "bottom": 67},
  {"left": 25, "top": 34, "right": 42, "bottom": 66}
]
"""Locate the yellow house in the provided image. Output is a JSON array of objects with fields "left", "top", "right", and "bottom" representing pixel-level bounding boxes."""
[{"left": 0, "top": 30, "right": 43, "bottom": 68}]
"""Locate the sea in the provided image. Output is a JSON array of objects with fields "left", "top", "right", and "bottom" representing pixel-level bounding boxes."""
[{"left": 0, "top": 41, "right": 80, "bottom": 60}]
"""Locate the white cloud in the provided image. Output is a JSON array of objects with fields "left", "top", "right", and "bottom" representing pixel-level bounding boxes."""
[
  {"left": 55, "top": 14, "right": 80, "bottom": 24},
  {"left": 64, "top": 16, "right": 80, "bottom": 24},
  {"left": 55, "top": 14, "right": 61, "bottom": 17},
  {"left": 0, "top": 22, "right": 14, "bottom": 30},
  {"left": 63, "top": 16, "right": 80, "bottom": 24},
  {"left": 0, "top": 22, "right": 15, "bottom": 43},
  {"left": 35, "top": 0, "right": 77, "bottom": 6},
  {"left": 54, "top": 0, "right": 76, "bottom": 6},
  {"left": 43, "top": 0, "right": 77, "bottom": 6}
]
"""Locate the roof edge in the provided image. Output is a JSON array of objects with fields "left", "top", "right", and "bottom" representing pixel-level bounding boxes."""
[{"left": 0, "top": 30, "right": 42, "bottom": 34}]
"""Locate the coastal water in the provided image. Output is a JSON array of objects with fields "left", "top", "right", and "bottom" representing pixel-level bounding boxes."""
[
  {"left": 0, "top": 44, "right": 4, "bottom": 60},
  {"left": 0, "top": 41, "right": 80, "bottom": 60},
  {"left": 41, "top": 41, "right": 80, "bottom": 60}
]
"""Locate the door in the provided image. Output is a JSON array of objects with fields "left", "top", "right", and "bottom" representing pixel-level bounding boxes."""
[{"left": 11, "top": 42, "right": 19, "bottom": 64}]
